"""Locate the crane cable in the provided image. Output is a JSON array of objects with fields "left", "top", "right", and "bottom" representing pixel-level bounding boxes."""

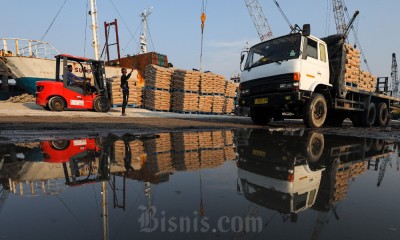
[
  {"left": 200, "top": 0, "right": 207, "bottom": 72},
  {"left": 40, "top": 0, "right": 68, "bottom": 41}
]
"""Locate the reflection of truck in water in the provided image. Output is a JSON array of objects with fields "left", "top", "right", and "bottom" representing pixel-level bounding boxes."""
[{"left": 236, "top": 129, "right": 396, "bottom": 223}]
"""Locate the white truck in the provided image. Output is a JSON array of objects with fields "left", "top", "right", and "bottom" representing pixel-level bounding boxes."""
[{"left": 239, "top": 25, "right": 400, "bottom": 128}]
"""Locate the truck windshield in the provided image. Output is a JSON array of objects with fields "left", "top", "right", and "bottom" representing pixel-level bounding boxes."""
[{"left": 244, "top": 34, "right": 301, "bottom": 70}]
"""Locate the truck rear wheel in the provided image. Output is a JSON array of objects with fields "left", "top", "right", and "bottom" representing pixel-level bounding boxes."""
[
  {"left": 250, "top": 107, "right": 271, "bottom": 125},
  {"left": 374, "top": 102, "right": 389, "bottom": 127},
  {"left": 94, "top": 96, "right": 110, "bottom": 112},
  {"left": 303, "top": 93, "right": 327, "bottom": 128},
  {"left": 49, "top": 96, "right": 66, "bottom": 112},
  {"left": 361, "top": 102, "right": 376, "bottom": 127}
]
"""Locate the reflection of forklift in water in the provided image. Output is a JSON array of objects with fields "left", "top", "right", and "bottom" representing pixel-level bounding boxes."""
[{"left": 236, "top": 129, "right": 397, "bottom": 229}]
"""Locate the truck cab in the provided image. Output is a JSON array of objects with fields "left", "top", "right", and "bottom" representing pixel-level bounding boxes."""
[{"left": 239, "top": 29, "right": 331, "bottom": 127}]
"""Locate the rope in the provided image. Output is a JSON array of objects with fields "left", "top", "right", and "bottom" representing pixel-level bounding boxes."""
[
  {"left": 109, "top": 0, "right": 139, "bottom": 48},
  {"left": 146, "top": 21, "right": 156, "bottom": 52},
  {"left": 40, "top": 0, "right": 68, "bottom": 41},
  {"left": 84, "top": 0, "right": 89, "bottom": 57}
]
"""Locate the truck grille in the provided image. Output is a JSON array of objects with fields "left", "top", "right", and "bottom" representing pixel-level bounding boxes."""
[{"left": 241, "top": 73, "right": 294, "bottom": 95}]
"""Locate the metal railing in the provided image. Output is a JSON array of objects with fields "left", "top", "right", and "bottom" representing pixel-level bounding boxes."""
[{"left": 0, "top": 38, "right": 60, "bottom": 59}]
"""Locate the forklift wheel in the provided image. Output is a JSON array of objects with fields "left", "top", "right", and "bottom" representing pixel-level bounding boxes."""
[
  {"left": 49, "top": 96, "right": 66, "bottom": 112},
  {"left": 94, "top": 96, "right": 110, "bottom": 112},
  {"left": 51, "top": 140, "right": 70, "bottom": 150}
]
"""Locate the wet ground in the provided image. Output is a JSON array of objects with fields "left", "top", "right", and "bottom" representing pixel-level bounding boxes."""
[{"left": 0, "top": 128, "right": 399, "bottom": 240}]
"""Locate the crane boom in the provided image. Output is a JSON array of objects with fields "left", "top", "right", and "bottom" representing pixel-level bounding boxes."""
[
  {"left": 392, "top": 53, "right": 399, "bottom": 98},
  {"left": 332, "top": 0, "right": 347, "bottom": 34},
  {"left": 244, "top": 0, "right": 273, "bottom": 41}
]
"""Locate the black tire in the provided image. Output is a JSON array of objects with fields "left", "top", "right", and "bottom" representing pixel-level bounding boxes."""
[
  {"left": 93, "top": 96, "right": 110, "bottom": 112},
  {"left": 371, "top": 138, "right": 384, "bottom": 152},
  {"left": 303, "top": 93, "right": 327, "bottom": 128},
  {"left": 361, "top": 102, "right": 376, "bottom": 127},
  {"left": 51, "top": 140, "right": 70, "bottom": 150},
  {"left": 374, "top": 102, "right": 389, "bottom": 127},
  {"left": 250, "top": 108, "right": 272, "bottom": 125},
  {"left": 95, "top": 137, "right": 104, "bottom": 149},
  {"left": 49, "top": 96, "right": 66, "bottom": 112},
  {"left": 43, "top": 105, "right": 51, "bottom": 111},
  {"left": 303, "top": 132, "right": 325, "bottom": 163}
]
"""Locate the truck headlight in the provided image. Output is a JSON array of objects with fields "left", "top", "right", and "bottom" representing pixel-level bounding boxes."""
[{"left": 241, "top": 89, "right": 250, "bottom": 95}]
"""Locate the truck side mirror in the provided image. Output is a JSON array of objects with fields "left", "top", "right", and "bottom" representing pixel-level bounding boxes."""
[
  {"left": 240, "top": 53, "right": 245, "bottom": 64},
  {"left": 302, "top": 24, "right": 311, "bottom": 36},
  {"left": 240, "top": 51, "right": 248, "bottom": 72}
]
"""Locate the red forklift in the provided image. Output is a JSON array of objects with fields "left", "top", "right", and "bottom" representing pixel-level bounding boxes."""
[{"left": 36, "top": 54, "right": 111, "bottom": 112}]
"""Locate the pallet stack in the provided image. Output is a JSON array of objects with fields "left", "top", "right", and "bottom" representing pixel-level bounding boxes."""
[
  {"left": 144, "top": 65, "right": 173, "bottom": 111},
  {"left": 198, "top": 95, "right": 213, "bottom": 113},
  {"left": 172, "top": 69, "right": 201, "bottom": 92},
  {"left": 212, "top": 74, "right": 226, "bottom": 95},
  {"left": 212, "top": 96, "right": 225, "bottom": 114},
  {"left": 109, "top": 73, "right": 143, "bottom": 107},
  {"left": 144, "top": 133, "right": 171, "bottom": 153},
  {"left": 171, "top": 92, "right": 199, "bottom": 113},
  {"left": 224, "top": 81, "right": 237, "bottom": 114},
  {"left": 344, "top": 44, "right": 376, "bottom": 92}
]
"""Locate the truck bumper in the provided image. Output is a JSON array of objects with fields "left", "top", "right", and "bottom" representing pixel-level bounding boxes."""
[{"left": 239, "top": 91, "right": 305, "bottom": 109}]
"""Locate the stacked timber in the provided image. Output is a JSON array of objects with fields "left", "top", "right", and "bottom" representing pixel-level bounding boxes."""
[
  {"left": 109, "top": 73, "right": 143, "bottom": 107},
  {"left": 344, "top": 44, "right": 376, "bottom": 92}
]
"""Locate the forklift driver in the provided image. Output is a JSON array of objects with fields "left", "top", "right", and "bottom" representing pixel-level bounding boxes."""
[{"left": 67, "top": 65, "right": 91, "bottom": 93}]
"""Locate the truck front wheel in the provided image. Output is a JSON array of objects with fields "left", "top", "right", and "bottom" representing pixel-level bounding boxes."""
[
  {"left": 250, "top": 107, "right": 272, "bottom": 125},
  {"left": 303, "top": 93, "right": 327, "bottom": 128}
]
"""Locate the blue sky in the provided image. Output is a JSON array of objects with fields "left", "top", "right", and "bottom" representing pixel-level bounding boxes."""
[{"left": 1, "top": 0, "right": 399, "bottom": 80}]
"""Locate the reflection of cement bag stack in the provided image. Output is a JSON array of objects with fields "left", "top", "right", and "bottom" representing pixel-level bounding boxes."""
[
  {"left": 113, "top": 140, "right": 145, "bottom": 171},
  {"left": 198, "top": 131, "right": 214, "bottom": 149},
  {"left": 333, "top": 166, "right": 351, "bottom": 202},
  {"left": 200, "top": 149, "right": 225, "bottom": 168},
  {"left": 172, "top": 132, "right": 199, "bottom": 152},
  {"left": 144, "top": 133, "right": 171, "bottom": 153},
  {"left": 147, "top": 152, "right": 173, "bottom": 175},
  {"left": 110, "top": 71, "right": 142, "bottom": 106},
  {"left": 223, "top": 130, "right": 235, "bottom": 161},
  {"left": 212, "top": 131, "right": 224, "bottom": 148},
  {"left": 350, "top": 162, "right": 367, "bottom": 178},
  {"left": 173, "top": 151, "right": 200, "bottom": 171},
  {"left": 223, "top": 130, "right": 234, "bottom": 146}
]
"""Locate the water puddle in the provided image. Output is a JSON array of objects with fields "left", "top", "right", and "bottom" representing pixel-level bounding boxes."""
[{"left": 0, "top": 129, "right": 399, "bottom": 239}]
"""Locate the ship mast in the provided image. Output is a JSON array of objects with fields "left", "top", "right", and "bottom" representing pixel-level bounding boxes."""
[
  {"left": 90, "top": 0, "right": 100, "bottom": 60},
  {"left": 139, "top": 8, "right": 152, "bottom": 54}
]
